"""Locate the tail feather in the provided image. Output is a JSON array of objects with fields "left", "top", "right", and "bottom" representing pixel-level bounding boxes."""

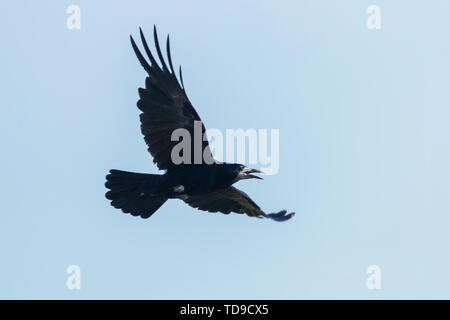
[{"left": 105, "top": 169, "right": 167, "bottom": 219}]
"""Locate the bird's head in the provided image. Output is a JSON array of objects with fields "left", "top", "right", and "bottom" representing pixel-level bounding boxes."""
[{"left": 233, "top": 164, "right": 264, "bottom": 181}]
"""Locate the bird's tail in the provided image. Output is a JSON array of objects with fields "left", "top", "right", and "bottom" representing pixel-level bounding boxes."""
[{"left": 105, "top": 169, "right": 167, "bottom": 218}]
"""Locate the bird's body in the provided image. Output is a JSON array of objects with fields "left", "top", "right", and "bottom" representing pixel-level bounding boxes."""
[
  {"left": 105, "top": 27, "right": 294, "bottom": 222},
  {"left": 131, "top": 163, "right": 239, "bottom": 200},
  {"left": 157, "top": 163, "right": 238, "bottom": 197}
]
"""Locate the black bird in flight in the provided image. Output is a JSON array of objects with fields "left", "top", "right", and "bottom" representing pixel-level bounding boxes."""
[{"left": 105, "top": 27, "right": 295, "bottom": 222}]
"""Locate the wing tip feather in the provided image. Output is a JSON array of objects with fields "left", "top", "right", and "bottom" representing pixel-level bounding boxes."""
[{"left": 266, "top": 210, "right": 295, "bottom": 222}]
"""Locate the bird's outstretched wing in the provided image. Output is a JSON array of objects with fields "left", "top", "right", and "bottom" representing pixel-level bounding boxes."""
[
  {"left": 183, "top": 186, "right": 295, "bottom": 221},
  {"left": 130, "top": 26, "right": 214, "bottom": 171}
]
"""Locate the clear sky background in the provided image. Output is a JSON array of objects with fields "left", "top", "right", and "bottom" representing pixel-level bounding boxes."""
[{"left": 1, "top": 0, "right": 449, "bottom": 299}]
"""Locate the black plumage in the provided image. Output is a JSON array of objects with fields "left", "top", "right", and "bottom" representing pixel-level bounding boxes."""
[{"left": 105, "top": 26, "right": 294, "bottom": 222}]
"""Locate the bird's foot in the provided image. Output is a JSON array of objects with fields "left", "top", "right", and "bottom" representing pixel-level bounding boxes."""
[{"left": 267, "top": 210, "right": 295, "bottom": 222}]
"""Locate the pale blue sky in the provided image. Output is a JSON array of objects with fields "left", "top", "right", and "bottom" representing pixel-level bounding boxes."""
[{"left": 1, "top": 0, "right": 449, "bottom": 299}]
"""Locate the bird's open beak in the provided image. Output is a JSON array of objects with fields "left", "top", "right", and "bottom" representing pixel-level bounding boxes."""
[{"left": 241, "top": 167, "right": 264, "bottom": 180}]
